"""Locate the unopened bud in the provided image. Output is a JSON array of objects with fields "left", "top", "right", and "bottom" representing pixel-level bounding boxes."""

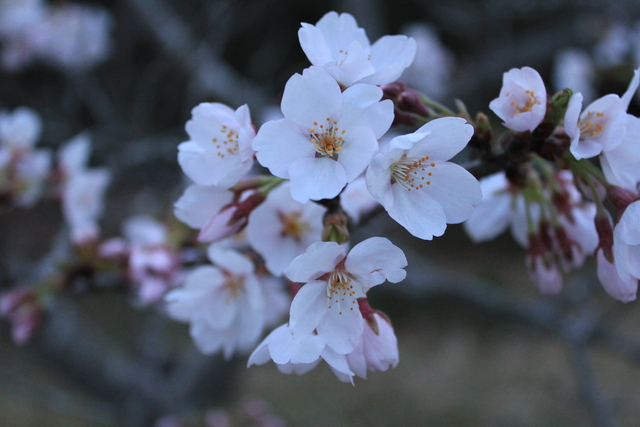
[{"left": 544, "top": 88, "right": 574, "bottom": 127}]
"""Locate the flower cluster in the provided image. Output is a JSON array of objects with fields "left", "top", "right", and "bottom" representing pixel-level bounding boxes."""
[
  {"left": 465, "top": 65, "right": 640, "bottom": 302},
  {"left": 165, "top": 11, "right": 483, "bottom": 382}
]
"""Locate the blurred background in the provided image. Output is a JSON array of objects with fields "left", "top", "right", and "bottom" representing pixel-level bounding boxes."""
[{"left": 2, "top": 0, "right": 640, "bottom": 425}]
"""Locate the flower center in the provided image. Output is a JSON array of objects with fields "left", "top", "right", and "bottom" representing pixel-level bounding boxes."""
[
  {"left": 278, "top": 211, "right": 308, "bottom": 242},
  {"left": 391, "top": 155, "right": 435, "bottom": 191},
  {"left": 223, "top": 272, "right": 245, "bottom": 300},
  {"left": 326, "top": 270, "right": 358, "bottom": 315},
  {"left": 509, "top": 89, "right": 536, "bottom": 114},
  {"left": 212, "top": 124, "right": 239, "bottom": 159},
  {"left": 579, "top": 111, "right": 605, "bottom": 138},
  {"left": 309, "top": 117, "right": 345, "bottom": 160}
]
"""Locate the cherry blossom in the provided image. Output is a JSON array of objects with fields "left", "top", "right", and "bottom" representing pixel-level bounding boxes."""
[
  {"left": 332, "top": 311, "right": 399, "bottom": 382},
  {"left": 298, "top": 11, "right": 416, "bottom": 87},
  {"left": 489, "top": 66, "right": 547, "bottom": 133},
  {"left": 165, "top": 246, "right": 279, "bottom": 358},
  {"left": 284, "top": 237, "right": 406, "bottom": 356},
  {"left": 565, "top": 68, "right": 640, "bottom": 159},
  {"left": 246, "top": 182, "right": 325, "bottom": 276},
  {"left": 253, "top": 66, "right": 393, "bottom": 203},
  {"left": 100, "top": 216, "right": 182, "bottom": 305},
  {"left": 178, "top": 103, "right": 255, "bottom": 189},
  {"left": 33, "top": 2, "right": 113, "bottom": 71},
  {"left": 0, "top": 107, "right": 51, "bottom": 207},
  {"left": 57, "top": 134, "right": 110, "bottom": 244},
  {"left": 366, "top": 117, "right": 481, "bottom": 240}
]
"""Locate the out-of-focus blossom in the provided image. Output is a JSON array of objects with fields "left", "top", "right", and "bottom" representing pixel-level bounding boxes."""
[
  {"left": 594, "top": 24, "right": 631, "bottom": 68},
  {"left": 0, "top": 1, "right": 112, "bottom": 71},
  {"left": 552, "top": 48, "right": 595, "bottom": 104},
  {"left": 0, "top": 287, "right": 43, "bottom": 345},
  {"left": 253, "top": 66, "right": 393, "bottom": 203},
  {"left": 465, "top": 171, "right": 599, "bottom": 295},
  {"left": 100, "top": 216, "right": 183, "bottom": 305},
  {"left": 367, "top": 117, "right": 481, "bottom": 240},
  {"left": 565, "top": 68, "right": 639, "bottom": 159},
  {"left": 58, "top": 134, "right": 110, "bottom": 245},
  {"left": 165, "top": 246, "right": 286, "bottom": 358},
  {"left": 0, "top": 107, "right": 51, "bottom": 208},
  {"left": 178, "top": 103, "right": 255, "bottom": 189},
  {"left": 246, "top": 182, "right": 324, "bottom": 276},
  {"left": 298, "top": 11, "right": 416, "bottom": 87},
  {"left": 340, "top": 175, "right": 378, "bottom": 224},
  {"left": 489, "top": 67, "right": 547, "bottom": 133},
  {"left": 33, "top": 3, "right": 112, "bottom": 71},
  {"left": 400, "top": 23, "right": 453, "bottom": 101}
]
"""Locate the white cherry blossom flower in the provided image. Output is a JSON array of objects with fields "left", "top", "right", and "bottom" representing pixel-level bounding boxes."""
[
  {"left": 463, "top": 172, "right": 527, "bottom": 245},
  {"left": 489, "top": 66, "right": 547, "bottom": 133},
  {"left": 366, "top": 117, "right": 481, "bottom": 240},
  {"left": 178, "top": 103, "right": 255, "bottom": 189},
  {"left": 122, "top": 216, "right": 182, "bottom": 305},
  {"left": 253, "top": 66, "right": 393, "bottom": 203},
  {"left": 165, "top": 246, "right": 269, "bottom": 358},
  {"left": 12, "top": 148, "right": 51, "bottom": 207},
  {"left": 246, "top": 182, "right": 324, "bottom": 276},
  {"left": 565, "top": 68, "right": 640, "bottom": 159},
  {"left": 284, "top": 237, "right": 406, "bottom": 356},
  {"left": 0, "top": 107, "right": 42, "bottom": 150},
  {"left": 62, "top": 168, "right": 110, "bottom": 244},
  {"left": 0, "top": 107, "right": 51, "bottom": 208},
  {"left": 33, "top": 3, "right": 113, "bottom": 71},
  {"left": 298, "top": 11, "right": 416, "bottom": 87},
  {"left": 57, "top": 134, "right": 110, "bottom": 244}
]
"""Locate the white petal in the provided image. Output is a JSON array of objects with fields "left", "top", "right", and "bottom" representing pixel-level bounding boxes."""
[
  {"left": 285, "top": 241, "right": 346, "bottom": 282},
  {"left": 410, "top": 117, "right": 474, "bottom": 161},
  {"left": 174, "top": 184, "right": 233, "bottom": 229},
  {"left": 253, "top": 119, "right": 315, "bottom": 178},
  {"left": 617, "top": 201, "right": 640, "bottom": 245},
  {"left": 365, "top": 154, "right": 394, "bottom": 207},
  {"left": 336, "top": 127, "right": 378, "bottom": 182},
  {"left": 598, "top": 249, "right": 637, "bottom": 302},
  {"left": 387, "top": 184, "right": 447, "bottom": 240},
  {"left": 289, "top": 157, "right": 347, "bottom": 203},
  {"left": 420, "top": 162, "right": 482, "bottom": 223},
  {"left": 207, "top": 246, "right": 255, "bottom": 275},
  {"left": 340, "top": 84, "right": 393, "bottom": 138},
  {"left": 289, "top": 280, "right": 329, "bottom": 341},
  {"left": 601, "top": 115, "right": 640, "bottom": 191},
  {"left": 281, "top": 67, "right": 342, "bottom": 127},
  {"left": 345, "top": 237, "right": 407, "bottom": 289}
]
